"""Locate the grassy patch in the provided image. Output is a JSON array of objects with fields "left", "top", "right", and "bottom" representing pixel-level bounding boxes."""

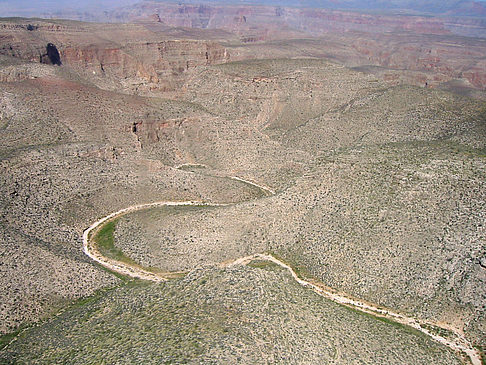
[
  {"left": 177, "top": 163, "right": 207, "bottom": 171},
  {"left": 0, "top": 327, "right": 23, "bottom": 351},
  {"left": 419, "top": 323, "right": 456, "bottom": 340},
  {"left": 92, "top": 219, "right": 187, "bottom": 278},
  {"left": 231, "top": 178, "right": 272, "bottom": 198},
  {"left": 94, "top": 219, "right": 137, "bottom": 267},
  {"left": 267, "top": 251, "right": 432, "bottom": 342},
  {"left": 267, "top": 250, "right": 315, "bottom": 281},
  {"left": 343, "top": 305, "right": 425, "bottom": 338},
  {"left": 93, "top": 260, "right": 131, "bottom": 282},
  {"left": 0, "top": 277, "right": 151, "bottom": 352},
  {"left": 247, "top": 259, "right": 281, "bottom": 271}
]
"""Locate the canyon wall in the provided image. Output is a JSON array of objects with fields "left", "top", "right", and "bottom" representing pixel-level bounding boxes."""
[
  {"left": 0, "top": 16, "right": 485, "bottom": 93},
  {"left": 0, "top": 22, "right": 230, "bottom": 93},
  {"left": 113, "top": 2, "right": 486, "bottom": 38},
  {"left": 62, "top": 40, "right": 229, "bottom": 92}
]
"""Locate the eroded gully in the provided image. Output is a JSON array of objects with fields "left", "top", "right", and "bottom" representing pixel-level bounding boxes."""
[{"left": 82, "top": 174, "right": 481, "bottom": 365}]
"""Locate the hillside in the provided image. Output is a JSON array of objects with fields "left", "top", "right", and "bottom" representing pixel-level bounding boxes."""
[{"left": 0, "top": 15, "right": 484, "bottom": 364}]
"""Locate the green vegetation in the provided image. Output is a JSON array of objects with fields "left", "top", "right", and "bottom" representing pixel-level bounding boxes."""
[
  {"left": 247, "top": 259, "right": 281, "bottom": 271},
  {"left": 0, "top": 279, "right": 143, "bottom": 352},
  {"left": 177, "top": 163, "right": 208, "bottom": 171},
  {"left": 420, "top": 323, "right": 456, "bottom": 340},
  {"left": 94, "top": 219, "right": 138, "bottom": 266},
  {"left": 1, "top": 28, "right": 484, "bottom": 363},
  {"left": 93, "top": 260, "right": 131, "bottom": 282},
  {"left": 0, "top": 327, "right": 22, "bottom": 351},
  {"left": 266, "top": 250, "right": 316, "bottom": 282},
  {"left": 92, "top": 219, "right": 186, "bottom": 277},
  {"left": 346, "top": 305, "right": 425, "bottom": 338},
  {"left": 0, "top": 267, "right": 462, "bottom": 364}
]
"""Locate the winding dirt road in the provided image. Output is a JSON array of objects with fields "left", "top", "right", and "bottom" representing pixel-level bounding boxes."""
[{"left": 82, "top": 176, "right": 482, "bottom": 365}]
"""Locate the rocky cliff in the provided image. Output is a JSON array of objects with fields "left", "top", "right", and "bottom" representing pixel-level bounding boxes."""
[
  {"left": 0, "top": 21, "right": 231, "bottom": 93},
  {"left": 0, "top": 17, "right": 485, "bottom": 94},
  {"left": 61, "top": 40, "right": 229, "bottom": 92},
  {"left": 111, "top": 2, "right": 486, "bottom": 39}
]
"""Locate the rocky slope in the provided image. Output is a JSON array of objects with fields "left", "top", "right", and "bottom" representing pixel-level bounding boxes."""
[
  {"left": 110, "top": 58, "right": 486, "bottom": 349},
  {"left": 0, "top": 266, "right": 464, "bottom": 364},
  {"left": 0, "top": 61, "right": 263, "bottom": 334},
  {"left": 2, "top": 16, "right": 486, "bottom": 95},
  {"left": 0, "top": 16, "right": 484, "bottom": 363},
  {"left": 0, "top": 19, "right": 232, "bottom": 93},
  {"left": 109, "top": 2, "right": 486, "bottom": 38}
]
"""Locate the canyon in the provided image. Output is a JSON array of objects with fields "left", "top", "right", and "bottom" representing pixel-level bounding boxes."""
[
  {"left": 0, "top": 3, "right": 485, "bottom": 364},
  {"left": 1, "top": 3, "right": 486, "bottom": 95}
]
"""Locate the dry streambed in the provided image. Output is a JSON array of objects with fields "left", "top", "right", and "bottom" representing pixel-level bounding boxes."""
[{"left": 83, "top": 176, "right": 481, "bottom": 365}]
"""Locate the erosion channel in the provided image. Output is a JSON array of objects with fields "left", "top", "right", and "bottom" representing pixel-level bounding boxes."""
[{"left": 82, "top": 164, "right": 481, "bottom": 365}]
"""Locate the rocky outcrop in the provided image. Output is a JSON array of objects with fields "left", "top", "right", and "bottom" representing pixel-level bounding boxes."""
[
  {"left": 0, "top": 17, "right": 484, "bottom": 93},
  {"left": 463, "top": 61, "right": 486, "bottom": 89},
  {"left": 109, "top": 3, "right": 486, "bottom": 38},
  {"left": 0, "top": 63, "right": 54, "bottom": 82},
  {"left": 0, "top": 20, "right": 230, "bottom": 93},
  {"left": 0, "top": 23, "right": 69, "bottom": 32},
  {"left": 61, "top": 40, "right": 230, "bottom": 92}
]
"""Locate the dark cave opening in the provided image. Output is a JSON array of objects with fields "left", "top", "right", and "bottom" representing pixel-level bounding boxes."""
[{"left": 46, "top": 43, "right": 62, "bottom": 66}]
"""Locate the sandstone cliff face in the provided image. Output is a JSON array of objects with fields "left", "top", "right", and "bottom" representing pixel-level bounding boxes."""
[
  {"left": 0, "top": 17, "right": 485, "bottom": 93},
  {"left": 286, "top": 8, "right": 450, "bottom": 35},
  {"left": 0, "top": 21, "right": 231, "bottom": 93},
  {"left": 112, "top": 2, "right": 486, "bottom": 38},
  {"left": 102, "top": 3, "right": 486, "bottom": 91},
  {"left": 347, "top": 37, "right": 486, "bottom": 90},
  {"left": 61, "top": 40, "right": 230, "bottom": 92},
  {"left": 61, "top": 46, "right": 153, "bottom": 81},
  {"left": 463, "top": 61, "right": 486, "bottom": 89},
  {"left": 0, "top": 34, "right": 46, "bottom": 64}
]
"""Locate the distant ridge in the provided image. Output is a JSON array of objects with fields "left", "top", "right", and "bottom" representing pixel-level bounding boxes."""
[{"left": 1, "top": 0, "right": 486, "bottom": 18}]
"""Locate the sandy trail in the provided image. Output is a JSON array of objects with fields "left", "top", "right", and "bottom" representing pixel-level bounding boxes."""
[
  {"left": 82, "top": 177, "right": 481, "bottom": 365},
  {"left": 83, "top": 201, "right": 230, "bottom": 281},
  {"left": 229, "top": 254, "right": 481, "bottom": 365}
]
